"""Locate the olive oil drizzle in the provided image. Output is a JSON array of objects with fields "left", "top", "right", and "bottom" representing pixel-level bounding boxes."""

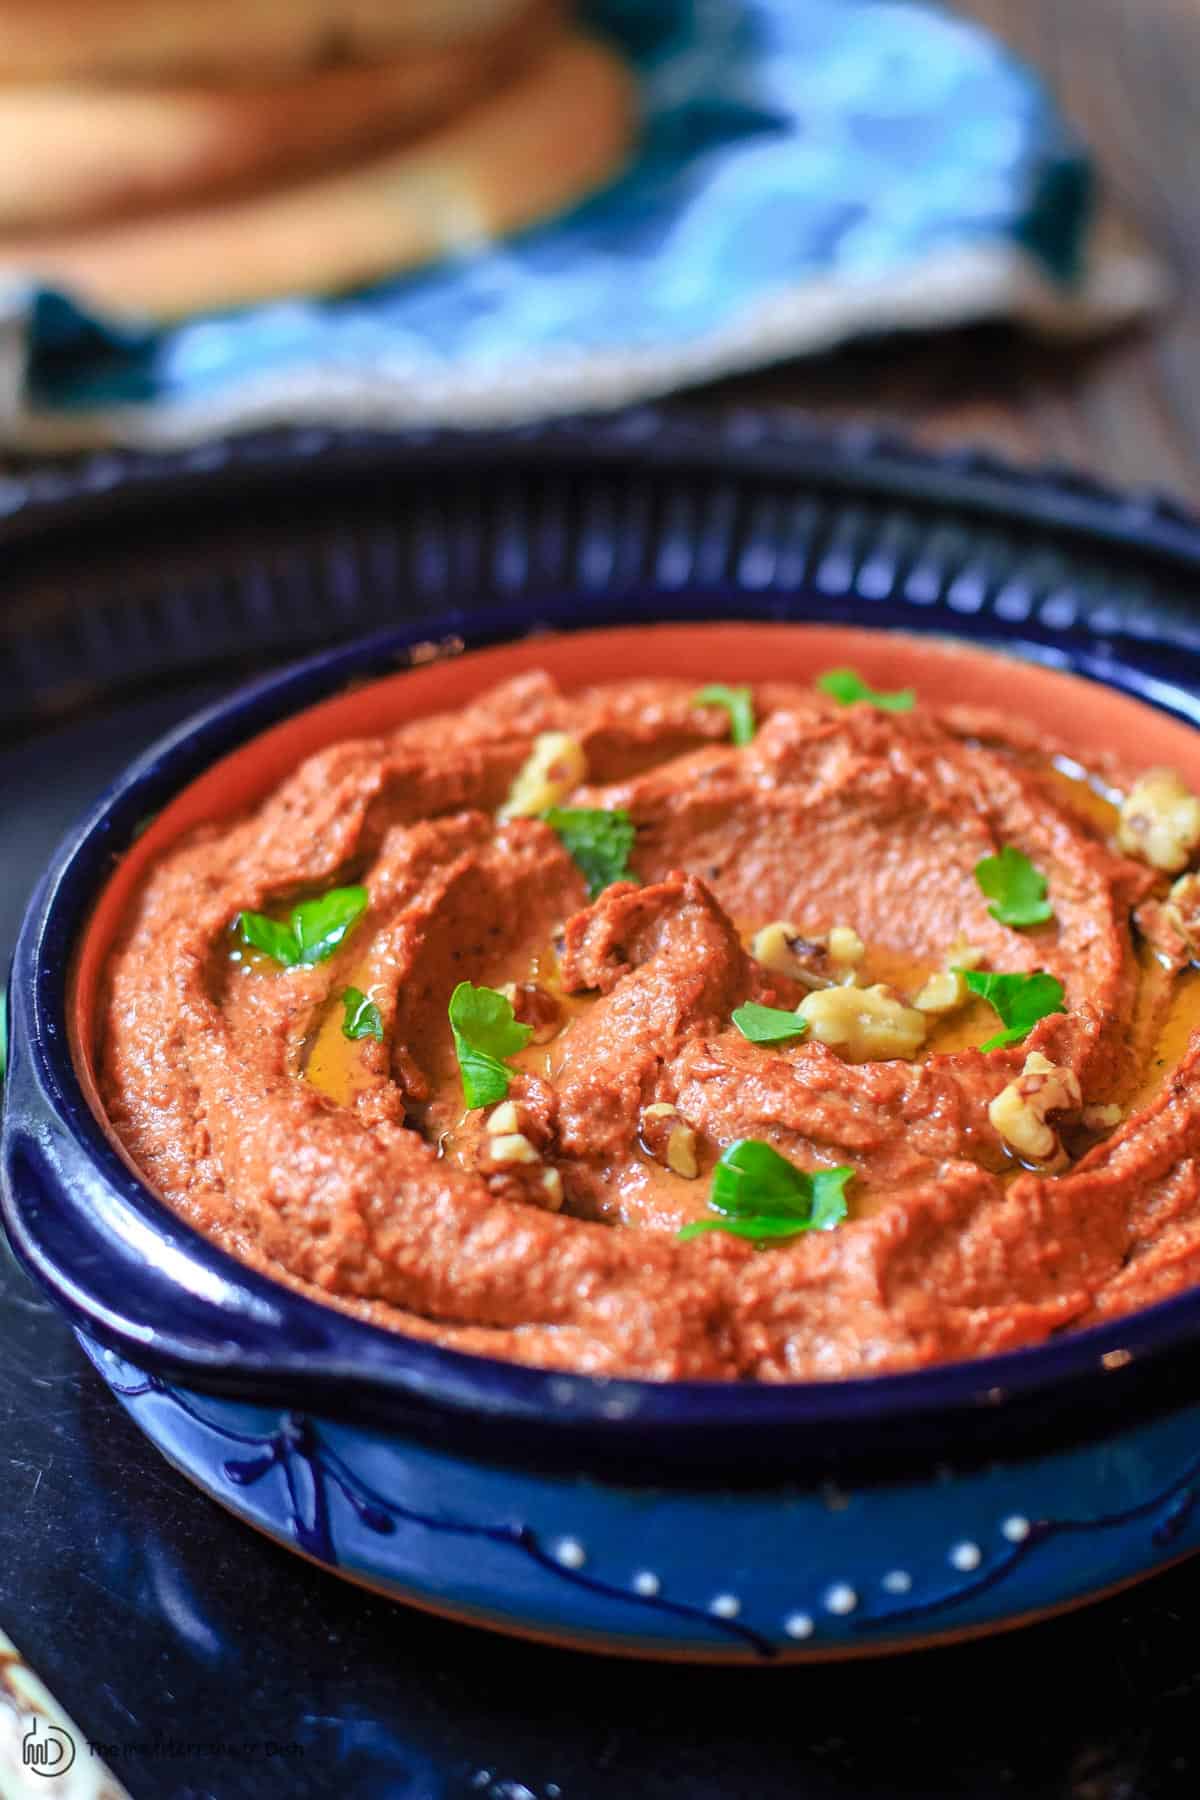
[{"left": 275, "top": 752, "right": 1200, "bottom": 1210}]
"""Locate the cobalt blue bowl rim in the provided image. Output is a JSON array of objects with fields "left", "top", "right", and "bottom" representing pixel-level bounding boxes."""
[{"left": 8, "top": 584, "right": 1200, "bottom": 1472}]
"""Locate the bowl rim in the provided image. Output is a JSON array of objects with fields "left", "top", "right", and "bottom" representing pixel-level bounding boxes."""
[{"left": 9, "top": 588, "right": 1200, "bottom": 1464}]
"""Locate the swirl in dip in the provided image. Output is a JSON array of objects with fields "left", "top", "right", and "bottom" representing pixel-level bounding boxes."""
[{"left": 98, "top": 667, "right": 1200, "bottom": 1380}]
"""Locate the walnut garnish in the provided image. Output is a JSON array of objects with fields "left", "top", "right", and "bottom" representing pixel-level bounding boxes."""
[
  {"left": 666, "top": 1125, "right": 699, "bottom": 1178},
  {"left": 482, "top": 1112, "right": 564, "bottom": 1211},
  {"left": 988, "top": 1051, "right": 1082, "bottom": 1169},
  {"left": 913, "top": 942, "right": 985, "bottom": 1015},
  {"left": 485, "top": 1100, "right": 522, "bottom": 1136},
  {"left": 912, "top": 969, "right": 968, "bottom": 1015},
  {"left": 1117, "top": 768, "right": 1200, "bottom": 873},
  {"left": 499, "top": 731, "right": 588, "bottom": 821},
  {"left": 797, "top": 983, "right": 927, "bottom": 1062},
  {"left": 488, "top": 1131, "right": 540, "bottom": 1166},
  {"left": 638, "top": 1102, "right": 700, "bottom": 1179},
  {"left": 749, "top": 921, "right": 862, "bottom": 991},
  {"left": 826, "top": 926, "right": 866, "bottom": 970},
  {"left": 1163, "top": 872, "right": 1200, "bottom": 956}
]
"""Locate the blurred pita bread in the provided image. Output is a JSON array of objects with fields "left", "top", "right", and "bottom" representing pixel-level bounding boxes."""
[
  {"left": 0, "top": 33, "right": 637, "bottom": 318},
  {"left": 0, "top": 0, "right": 536, "bottom": 81},
  {"left": 0, "top": 0, "right": 560, "bottom": 229}
]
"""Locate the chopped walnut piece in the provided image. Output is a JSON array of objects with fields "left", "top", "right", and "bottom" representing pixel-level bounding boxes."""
[
  {"left": 912, "top": 968, "right": 968, "bottom": 1015},
  {"left": 488, "top": 1131, "right": 540, "bottom": 1166},
  {"left": 797, "top": 983, "right": 927, "bottom": 1062},
  {"left": 499, "top": 731, "right": 588, "bottom": 820},
  {"left": 988, "top": 1051, "right": 1082, "bottom": 1169},
  {"left": 913, "top": 941, "right": 986, "bottom": 1015},
  {"left": 1117, "top": 768, "right": 1200, "bottom": 873},
  {"left": 1163, "top": 872, "right": 1200, "bottom": 957},
  {"left": 749, "top": 920, "right": 861, "bottom": 991},
  {"left": 486, "top": 1100, "right": 522, "bottom": 1136},
  {"left": 482, "top": 1124, "right": 563, "bottom": 1212},
  {"left": 637, "top": 1102, "right": 700, "bottom": 1179},
  {"left": 749, "top": 921, "right": 825, "bottom": 987},
  {"left": 666, "top": 1124, "right": 699, "bottom": 1178},
  {"left": 827, "top": 926, "right": 865, "bottom": 969},
  {"left": 1081, "top": 1103, "right": 1123, "bottom": 1133}
]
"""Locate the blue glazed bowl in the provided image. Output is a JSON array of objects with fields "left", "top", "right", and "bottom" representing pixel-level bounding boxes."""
[{"left": 8, "top": 591, "right": 1200, "bottom": 1663}]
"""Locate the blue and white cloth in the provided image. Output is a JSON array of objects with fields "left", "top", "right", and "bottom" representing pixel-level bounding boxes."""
[{"left": 0, "top": 0, "right": 1163, "bottom": 450}]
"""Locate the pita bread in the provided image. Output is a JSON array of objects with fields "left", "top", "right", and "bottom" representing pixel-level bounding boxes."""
[
  {"left": 0, "top": 0, "right": 535, "bottom": 81},
  {"left": 0, "top": 0, "right": 560, "bottom": 230},
  {"left": 0, "top": 33, "right": 637, "bottom": 319}
]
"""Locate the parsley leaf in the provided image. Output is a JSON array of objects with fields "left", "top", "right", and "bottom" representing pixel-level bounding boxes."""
[
  {"left": 693, "top": 683, "right": 756, "bottom": 746},
  {"left": 543, "top": 807, "right": 636, "bottom": 899},
  {"left": 961, "top": 969, "right": 1066, "bottom": 1051},
  {"left": 238, "top": 884, "right": 368, "bottom": 968},
  {"left": 678, "top": 1140, "right": 852, "bottom": 1244},
  {"left": 449, "top": 980, "right": 534, "bottom": 1109},
  {"left": 291, "top": 887, "right": 369, "bottom": 964},
  {"left": 975, "top": 845, "right": 1054, "bottom": 928},
  {"left": 342, "top": 987, "right": 384, "bottom": 1043},
  {"left": 817, "top": 668, "right": 915, "bottom": 712},
  {"left": 238, "top": 912, "right": 298, "bottom": 964},
  {"left": 731, "top": 1001, "right": 809, "bottom": 1044}
]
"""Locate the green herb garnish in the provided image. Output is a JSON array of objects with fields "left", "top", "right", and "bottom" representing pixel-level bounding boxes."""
[
  {"left": 679, "top": 1140, "right": 852, "bottom": 1244},
  {"left": 816, "top": 668, "right": 915, "bottom": 712},
  {"left": 693, "top": 683, "right": 756, "bottom": 746},
  {"left": 543, "top": 807, "right": 636, "bottom": 899},
  {"left": 974, "top": 845, "right": 1053, "bottom": 929},
  {"left": 449, "top": 980, "right": 533, "bottom": 1108},
  {"left": 342, "top": 987, "right": 384, "bottom": 1043},
  {"left": 731, "top": 1001, "right": 809, "bottom": 1045},
  {"left": 238, "top": 884, "right": 368, "bottom": 968},
  {"left": 961, "top": 969, "right": 1066, "bottom": 1051}
]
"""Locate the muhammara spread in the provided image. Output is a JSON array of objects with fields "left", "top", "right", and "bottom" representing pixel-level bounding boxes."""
[{"left": 98, "top": 666, "right": 1200, "bottom": 1380}]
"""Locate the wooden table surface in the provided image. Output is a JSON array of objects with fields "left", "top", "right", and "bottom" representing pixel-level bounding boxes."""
[{"left": 709, "top": 0, "right": 1200, "bottom": 512}]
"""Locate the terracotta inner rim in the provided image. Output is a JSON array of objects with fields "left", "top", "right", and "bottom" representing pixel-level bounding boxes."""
[{"left": 69, "top": 620, "right": 1200, "bottom": 1189}]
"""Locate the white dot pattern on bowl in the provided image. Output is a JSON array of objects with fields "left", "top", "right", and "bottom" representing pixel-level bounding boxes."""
[
  {"left": 824, "top": 1583, "right": 857, "bottom": 1615},
  {"left": 105, "top": 1344, "right": 1066, "bottom": 1658}
]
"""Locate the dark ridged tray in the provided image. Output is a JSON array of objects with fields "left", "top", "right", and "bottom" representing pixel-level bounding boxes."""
[{"left": 6, "top": 410, "right": 1200, "bottom": 741}]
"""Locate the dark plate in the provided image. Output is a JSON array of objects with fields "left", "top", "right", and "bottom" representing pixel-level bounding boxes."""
[
  {"left": 3, "top": 416, "right": 1200, "bottom": 1798},
  {"left": 7, "top": 410, "right": 1200, "bottom": 748}
]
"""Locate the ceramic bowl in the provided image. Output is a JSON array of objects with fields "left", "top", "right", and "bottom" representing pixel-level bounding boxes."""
[{"left": 8, "top": 600, "right": 1200, "bottom": 1663}]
